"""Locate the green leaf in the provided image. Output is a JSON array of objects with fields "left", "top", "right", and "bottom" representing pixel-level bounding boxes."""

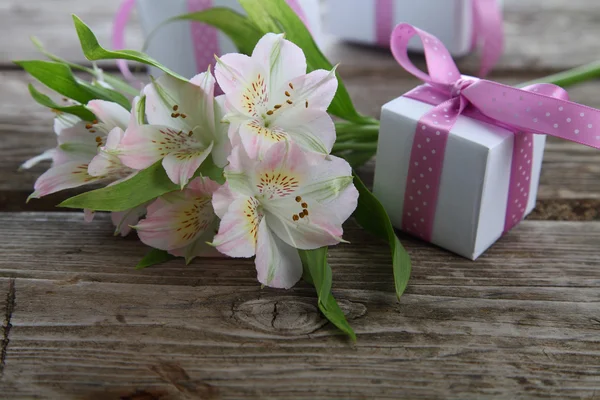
[
  {"left": 336, "top": 150, "right": 376, "bottom": 169},
  {"left": 72, "top": 15, "right": 186, "bottom": 81},
  {"left": 135, "top": 248, "right": 175, "bottom": 270},
  {"left": 195, "top": 157, "right": 225, "bottom": 185},
  {"left": 299, "top": 248, "right": 332, "bottom": 303},
  {"left": 59, "top": 162, "right": 179, "bottom": 212},
  {"left": 30, "top": 36, "right": 140, "bottom": 96},
  {"left": 16, "top": 60, "right": 130, "bottom": 110},
  {"left": 300, "top": 248, "right": 356, "bottom": 341},
  {"left": 352, "top": 173, "right": 411, "bottom": 299},
  {"left": 80, "top": 80, "right": 132, "bottom": 110},
  {"left": 153, "top": 8, "right": 263, "bottom": 57},
  {"left": 236, "top": 0, "right": 372, "bottom": 124},
  {"left": 27, "top": 84, "right": 96, "bottom": 121},
  {"left": 16, "top": 60, "right": 98, "bottom": 104}
]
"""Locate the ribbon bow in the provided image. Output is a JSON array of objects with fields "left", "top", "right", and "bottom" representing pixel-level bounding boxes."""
[
  {"left": 376, "top": 0, "right": 504, "bottom": 77},
  {"left": 391, "top": 23, "right": 600, "bottom": 241}
]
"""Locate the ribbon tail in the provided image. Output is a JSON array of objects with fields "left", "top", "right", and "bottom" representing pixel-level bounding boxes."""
[
  {"left": 112, "top": 0, "right": 137, "bottom": 82},
  {"left": 472, "top": 0, "right": 504, "bottom": 77}
]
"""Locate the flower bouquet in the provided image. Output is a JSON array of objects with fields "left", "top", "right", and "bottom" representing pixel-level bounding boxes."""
[{"left": 16, "top": 0, "right": 600, "bottom": 339}]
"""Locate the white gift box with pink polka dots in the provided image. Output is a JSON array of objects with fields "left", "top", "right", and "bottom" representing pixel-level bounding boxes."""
[
  {"left": 372, "top": 92, "right": 545, "bottom": 260},
  {"left": 324, "top": 0, "right": 502, "bottom": 56},
  {"left": 137, "top": 0, "right": 323, "bottom": 79}
]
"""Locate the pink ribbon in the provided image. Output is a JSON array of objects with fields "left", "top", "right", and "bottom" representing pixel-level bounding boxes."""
[
  {"left": 112, "top": 0, "right": 311, "bottom": 81},
  {"left": 391, "top": 23, "right": 600, "bottom": 241},
  {"left": 376, "top": 0, "right": 504, "bottom": 77}
]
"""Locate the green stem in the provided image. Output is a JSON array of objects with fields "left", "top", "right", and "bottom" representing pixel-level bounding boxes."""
[
  {"left": 335, "top": 122, "right": 380, "bottom": 135},
  {"left": 332, "top": 142, "right": 378, "bottom": 152},
  {"left": 519, "top": 60, "right": 600, "bottom": 88}
]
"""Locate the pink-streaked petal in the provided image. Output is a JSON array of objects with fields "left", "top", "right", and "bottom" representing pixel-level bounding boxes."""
[
  {"left": 273, "top": 108, "right": 335, "bottom": 155},
  {"left": 31, "top": 162, "right": 102, "bottom": 198},
  {"left": 215, "top": 53, "right": 257, "bottom": 94},
  {"left": 162, "top": 142, "right": 213, "bottom": 188},
  {"left": 118, "top": 125, "right": 170, "bottom": 170},
  {"left": 212, "top": 183, "right": 236, "bottom": 219},
  {"left": 136, "top": 195, "right": 216, "bottom": 251},
  {"left": 189, "top": 70, "right": 216, "bottom": 135},
  {"left": 104, "top": 127, "right": 125, "bottom": 150},
  {"left": 212, "top": 197, "right": 260, "bottom": 258},
  {"left": 260, "top": 140, "right": 308, "bottom": 176},
  {"left": 264, "top": 204, "right": 344, "bottom": 250},
  {"left": 238, "top": 119, "right": 288, "bottom": 160},
  {"left": 84, "top": 209, "right": 95, "bottom": 223},
  {"left": 87, "top": 100, "right": 130, "bottom": 130},
  {"left": 251, "top": 33, "right": 307, "bottom": 96},
  {"left": 186, "top": 176, "right": 221, "bottom": 197},
  {"left": 53, "top": 114, "right": 82, "bottom": 135},
  {"left": 223, "top": 146, "right": 256, "bottom": 197},
  {"left": 20, "top": 149, "right": 55, "bottom": 170},
  {"left": 169, "top": 222, "right": 223, "bottom": 263},
  {"left": 88, "top": 150, "right": 128, "bottom": 178},
  {"left": 56, "top": 122, "right": 98, "bottom": 163},
  {"left": 111, "top": 203, "right": 147, "bottom": 236},
  {"left": 271, "top": 68, "right": 338, "bottom": 113},
  {"left": 211, "top": 94, "right": 231, "bottom": 168},
  {"left": 144, "top": 74, "right": 215, "bottom": 135},
  {"left": 273, "top": 154, "right": 357, "bottom": 227},
  {"left": 255, "top": 219, "right": 302, "bottom": 289}
]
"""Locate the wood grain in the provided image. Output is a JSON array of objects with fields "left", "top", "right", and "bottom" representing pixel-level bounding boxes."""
[
  {"left": 0, "top": 213, "right": 599, "bottom": 399},
  {"left": 3, "top": 0, "right": 600, "bottom": 75}
]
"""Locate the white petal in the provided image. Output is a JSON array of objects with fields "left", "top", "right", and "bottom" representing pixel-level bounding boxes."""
[
  {"left": 87, "top": 100, "right": 130, "bottom": 131},
  {"left": 20, "top": 149, "right": 55, "bottom": 170},
  {"left": 144, "top": 74, "right": 215, "bottom": 136},
  {"left": 251, "top": 33, "right": 307, "bottom": 96},
  {"left": 161, "top": 142, "right": 214, "bottom": 188},
  {"left": 255, "top": 219, "right": 302, "bottom": 289},
  {"left": 212, "top": 197, "right": 260, "bottom": 258},
  {"left": 273, "top": 108, "right": 335, "bottom": 155}
]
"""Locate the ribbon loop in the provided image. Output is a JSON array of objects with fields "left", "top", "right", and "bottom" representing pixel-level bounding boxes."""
[{"left": 391, "top": 23, "right": 461, "bottom": 90}]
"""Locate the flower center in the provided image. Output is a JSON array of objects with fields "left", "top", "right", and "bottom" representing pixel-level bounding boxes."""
[
  {"left": 256, "top": 172, "right": 300, "bottom": 200},
  {"left": 244, "top": 197, "right": 262, "bottom": 245},
  {"left": 247, "top": 120, "right": 287, "bottom": 142},
  {"left": 152, "top": 128, "right": 204, "bottom": 157},
  {"left": 177, "top": 196, "right": 215, "bottom": 242},
  {"left": 243, "top": 73, "right": 269, "bottom": 118}
]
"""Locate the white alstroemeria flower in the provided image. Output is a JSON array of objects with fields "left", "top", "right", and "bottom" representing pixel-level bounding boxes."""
[
  {"left": 28, "top": 100, "right": 134, "bottom": 199},
  {"left": 212, "top": 142, "right": 358, "bottom": 289},
  {"left": 135, "top": 176, "right": 222, "bottom": 263},
  {"left": 118, "top": 71, "right": 229, "bottom": 188},
  {"left": 215, "top": 33, "right": 338, "bottom": 159}
]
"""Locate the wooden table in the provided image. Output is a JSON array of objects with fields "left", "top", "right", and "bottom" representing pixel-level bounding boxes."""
[{"left": 1, "top": 1, "right": 600, "bottom": 398}]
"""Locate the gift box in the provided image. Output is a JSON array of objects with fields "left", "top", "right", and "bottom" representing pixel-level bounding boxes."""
[
  {"left": 373, "top": 23, "right": 600, "bottom": 259},
  {"left": 133, "top": 0, "right": 322, "bottom": 78},
  {"left": 325, "top": 0, "right": 503, "bottom": 76},
  {"left": 374, "top": 91, "right": 546, "bottom": 260}
]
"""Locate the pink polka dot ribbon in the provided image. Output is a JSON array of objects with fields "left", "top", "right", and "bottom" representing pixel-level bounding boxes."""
[
  {"left": 187, "top": 0, "right": 220, "bottom": 74},
  {"left": 390, "top": 23, "right": 600, "bottom": 242},
  {"left": 113, "top": 0, "right": 313, "bottom": 81},
  {"left": 375, "top": 0, "right": 503, "bottom": 77}
]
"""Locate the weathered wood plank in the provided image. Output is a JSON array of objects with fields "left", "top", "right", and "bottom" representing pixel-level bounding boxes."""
[
  {"left": 0, "top": 214, "right": 599, "bottom": 398},
  {"left": 0, "top": 278, "right": 14, "bottom": 378},
  {"left": 1, "top": 213, "right": 600, "bottom": 289},
  {"left": 3, "top": 0, "right": 600, "bottom": 75}
]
